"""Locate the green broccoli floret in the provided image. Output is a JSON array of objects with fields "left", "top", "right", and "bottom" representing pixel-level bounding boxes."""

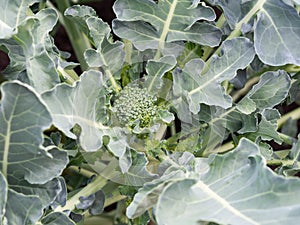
[{"left": 113, "top": 84, "right": 157, "bottom": 128}]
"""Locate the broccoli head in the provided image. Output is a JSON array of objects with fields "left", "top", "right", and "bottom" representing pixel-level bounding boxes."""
[{"left": 113, "top": 84, "right": 157, "bottom": 128}]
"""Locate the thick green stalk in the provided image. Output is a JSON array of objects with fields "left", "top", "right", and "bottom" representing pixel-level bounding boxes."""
[
  {"left": 267, "top": 159, "right": 300, "bottom": 167},
  {"left": 54, "top": 159, "right": 119, "bottom": 212},
  {"left": 52, "top": 0, "right": 91, "bottom": 71},
  {"left": 278, "top": 107, "right": 300, "bottom": 128},
  {"left": 57, "top": 66, "right": 79, "bottom": 84},
  {"left": 201, "top": 14, "right": 226, "bottom": 61}
]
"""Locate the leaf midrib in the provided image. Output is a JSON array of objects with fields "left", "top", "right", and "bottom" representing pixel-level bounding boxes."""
[
  {"left": 2, "top": 91, "right": 18, "bottom": 178},
  {"left": 194, "top": 180, "right": 259, "bottom": 225},
  {"left": 158, "top": 0, "right": 178, "bottom": 51},
  {"left": 189, "top": 43, "right": 253, "bottom": 96}
]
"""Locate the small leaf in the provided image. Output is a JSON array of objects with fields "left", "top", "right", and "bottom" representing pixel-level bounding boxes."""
[
  {"left": 76, "top": 190, "right": 105, "bottom": 215},
  {"left": 84, "top": 17, "right": 125, "bottom": 80},
  {"left": 145, "top": 55, "right": 177, "bottom": 92},
  {"left": 157, "top": 109, "right": 175, "bottom": 123},
  {"left": 114, "top": 150, "right": 158, "bottom": 186},
  {"left": 65, "top": 6, "right": 125, "bottom": 82},
  {"left": 246, "top": 109, "right": 282, "bottom": 144},
  {"left": 237, "top": 70, "right": 291, "bottom": 114}
]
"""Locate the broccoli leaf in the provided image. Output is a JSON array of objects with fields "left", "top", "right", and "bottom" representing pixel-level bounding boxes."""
[
  {"left": 209, "top": 0, "right": 300, "bottom": 66},
  {"left": 254, "top": 0, "right": 300, "bottom": 66},
  {"left": 237, "top": 70, "right": 291, "bottom": 114},
  {"left": 42, "top": 70, "right": 107, "bottom": 151},
  {"left": 0, "top": 81, "right": 68, "bottom": 224},
  {"left": 0, "top": 0, "right": 41, "bottom": 39},
  {"left": 154, "top": 139, "right": 300, "bottom": 225},
  {"left": 65, "top": 5, "right": 125, "bottom": 82},
  {"left": 112, "top": 0, "right": 222, "bottom": 54},
  {"left": 0, "top": 8, "right": 60, "bottom": 93},
  {"left": 41, "top": 212, "right": 76, "bottom": 225},
  {"left": 173, "top": 37, "right": 255, "bottom": 114}
]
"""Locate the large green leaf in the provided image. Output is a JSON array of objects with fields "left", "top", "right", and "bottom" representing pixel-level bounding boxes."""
[
  {"left": 173, "top": 37, "right": 255, "bottom": 114},
  {"left": 0, "top": 0, "right": 40, "bottom": 39},
  {"left": 254, "top": 0, "right": 300, "bottom": 66},
  {"left": 1, "top": 8, "right": 60, "bottom": 93},
  {"left": 151, "top": 138, "right": 300, "bottom": 225},
  {"left": 112, "top": 0, "right": 222, "bottom": 54},
  {"left": 42, "top": 70, "right": 107, "bottom": 151},
  {"left": 0, "top": 81, "right": 68, "bottom": 224}
]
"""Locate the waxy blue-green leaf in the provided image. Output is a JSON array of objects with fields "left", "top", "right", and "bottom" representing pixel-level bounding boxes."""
[
  {"left": 41, "top": 212, "right": 76, "bottom": 225},
  {"left": 207, "top": 0, "right": 255, "bottom": 29},
  {"left": 0, "top": 0, "right": 41, "bottom": 39},
  {"left": 0, "top": 81, "right": 68, "bottom": 183},
  {"left": 209, "top": 0, "right": 300, "bottom": 66},
  {"left": 237, "top": 70, "right": 291, "bottom": 114},
  {"left": 112, "top": 0, "right": 222, "bottom": 54},
  {"left": 278, "top": 134, "right": 300, "bottom": 176},
  {"left": 126, "top": 152, "right": 198, "bottom": 218},
  {"left": 84, "top": 17, "right": 125, "bottom": 80},
  {"left": 145, "top": 55, "right": 177, "bottom": 92},
  {"left": 64, "top": 5, "right": 98, "bottom": 36},
  {"left": 155, "top": 138, "right": 300, "bottom": 225},
  {"left": 254, "top": 0, "right": 300, "bottom": 66},
  {"left": 5, "top": 189, "right": 43, "bottom": 225},
  {"left": 84, "top": 17, "right": 125, "bottom": 77},
  {"left": 0, "top": 81, "right": 68, "bottom": 224},
  {"left": 126, "top": 170, "right": 184, "bottom": 218},
  {"left": 246, "top": 109, "right": 282, "bottom": 144},
  {"left": 65, "top": 5, "right": 125, "bottom": 82},
  {"left": 0, "top": 172, "right": 7, "bottom": 223},
  {"left": 1, "top": 8, "right": 60, "bottom": 93},
  {"left": 42, "top": 70, "right": 107, "bottom": 151},
  {"left": 113, "top": 150, "right": 158, "bottom": 186},
  {"left": 173, "top": 37, "right": 255, "bottom": 114},
  {"left": 1, "top": 171, "right": 45, "bottom": 225},
  {"left": 197, "top": 70, "right": 290, "bottom": 153}
]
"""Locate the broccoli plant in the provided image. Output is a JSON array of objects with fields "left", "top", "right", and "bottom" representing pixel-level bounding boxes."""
[{"left": 0, "top": 0, "right": 300, "bottom": 225}]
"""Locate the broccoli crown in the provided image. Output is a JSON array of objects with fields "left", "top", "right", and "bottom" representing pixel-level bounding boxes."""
[{"left": 113, "top": 85, "right": 157, "bottom": 128}]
